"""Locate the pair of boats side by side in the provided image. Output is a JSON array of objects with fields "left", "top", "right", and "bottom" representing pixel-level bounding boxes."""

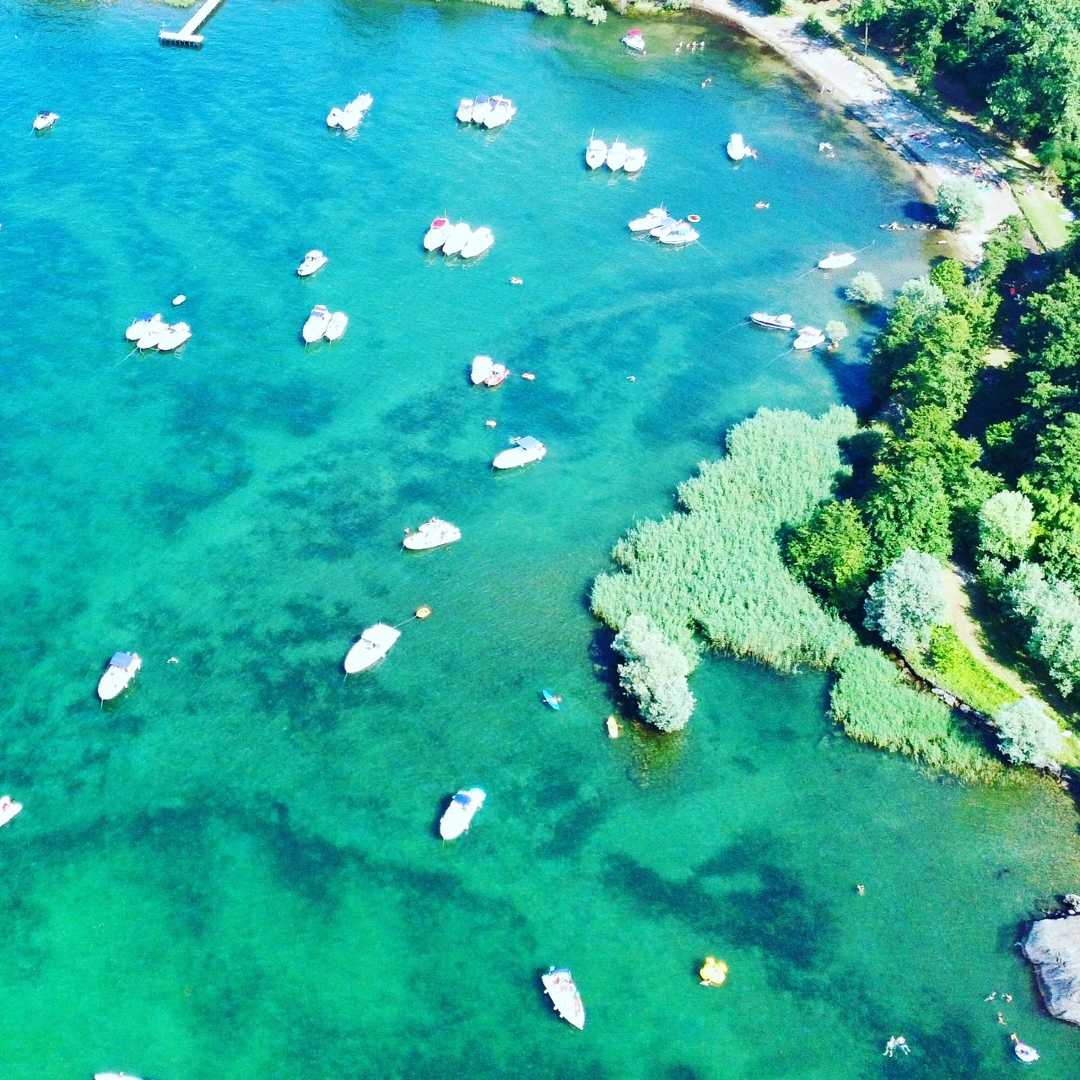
[
  {"left": 423, "top": 217, "right": 495, "bottom": 259},
  {"left": 726, "top": 132, "right": 757, "bottom": 161},
  {"left": 326, "top": 92, "right": 374, "bottom": 133},
  {"left": 301, "top": 305, "right": 348, "bottom": 344},
  {"left": 627, "top": 206, "right": 700, "bottom": 246},
  {"left": 750, "top": 311, "right": 826, "bottom": 351},
  {"left": 456, "top": 94, "right": 517, "bottom": 128},
  {"left": 124, "top": 313, "right": 191, "bottom": 352},
  {"left": 585, "top": 137, "right": 647, "bottom": 174},
  {"left": 470, "top": 353, "right": 510, "bottom": 387}
]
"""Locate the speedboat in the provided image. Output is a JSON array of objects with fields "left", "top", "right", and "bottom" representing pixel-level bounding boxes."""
[
  {"left": 343, "top": 623, "right": 401, "bottom": 675},
  {"left": 493, "top": 435, "right": 546, "bottom": 470},
  {"left": 156, "top": 321, "right": 192, "bottom": 352},
  {"left": 471, "top": 95, "right": 492, "bottom": 127},
  {"left": 650, "top": 218, "right": 679, "bottom": 239},
  {"left": 456, "top": 98, "right": 474, "bottom": 123},
  {"left": 628, "top": 207, "right": 669, "bottom": 233},
  {"left": 606, "top": 140, "right": 629, "bottom": 171},
  {"left": 750, "top": 312, "right": 796, "bottom": 330},
  {"left": 623, "top": 147, "right": 648, "bottom": 174},
  {"left": 0, "top": 796, "right": 23, "bottom": 828},
  {"left": 97, "top": 651, "right": 142, "bottom": 702},
  {"left": 541, "top": 967, "right": 585, "bottom": 1030},
  {"left": 439, "top": 787, "right": 486, "bottom": 840},
  {"left": 302, "top": 304, "right": 331, "bottom": 343},
  {"left": 442, "top": 222, "right": 472, "bottom": 257},
  {"left": 135, "top": 319, "right": 171, "bottom": 350},
  {"left": 1014, "top": 1040, "right": 1039, "bottom": 1064},
  {"left": 324, "top": 311, "right": 349, "bottom": 342},
  {"left": 33, "top": 111, "right": 60, "bottom": 132},
  {"left": 125, "top": 312, "right": 163, "bottom": 342},
  {"left": 461, "top": 226, "right": 495, "bottom": 259},
  {"left": 793, "top": 326, "right": 825, "bottom": 350},
  {"left": 424, "top": 216, "right": 453, "bottom": 252},
  {"left": 585, "top": 137, "right": 607, "bottom": 169},
  {"left": 657, "top": 221, "right": 699, "bottom": 246},
  {"left": 403, "top": 517, "right": 462, "bottom": 551},
  {"left": 297, "top": 249, "right": 328, "bottom": 277},
  {"left": 338, "top": 91, "right": 374, "bottom": 132},
  {"left": 817, "top": 251, "right": 857, "bottom": 270},
  {"left": 727, "top": 132, "right": 747, "bottom": 161},
  {"left": 622, "top": 28, "right": 646, "bottom": 54},
  {"left": 485, "top": 96, "right": 516, "bottom": 128}
]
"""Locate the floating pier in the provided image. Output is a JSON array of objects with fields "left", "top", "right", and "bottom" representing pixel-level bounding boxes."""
[{"left": 159, "top": 0, "right": 225, "bottom": 47}]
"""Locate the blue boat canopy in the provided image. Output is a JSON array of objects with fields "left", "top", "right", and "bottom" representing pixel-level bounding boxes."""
[{"left": 110, "top": 651, "right": 136, "bottom": 667}]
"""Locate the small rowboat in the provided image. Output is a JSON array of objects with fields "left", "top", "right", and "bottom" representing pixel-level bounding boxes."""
[
  {"left": 542, "top": 689, "right": 562, "bottom": 710},
  {"left": 817, "top": 251, "right": 857, "bottom": 270}
]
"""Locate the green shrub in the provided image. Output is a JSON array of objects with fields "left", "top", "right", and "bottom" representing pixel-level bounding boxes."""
[
  {"left": 612, "top": 614, "right": 695, "bottom": 732},
  {"left": 923, "top": 625, "right": 1020, "bottom": 714},
  {"left": 1004, "top": 561, "right": 1080, "bottom": 697},
  {"left": 786, "top": 500, "right": 873, "bottom": 613},
  {"left": 846, "top": 271, "right": 885, "bottom": 306},
  {"left": 532, "top": 0, "right": 565, "bottom": 14},
  {"left": 803, "top": 13, "right": 828, "bottom": 39},
  {"left": 762, "top": 0, "right": 786, "bottom": 12},
  {"left": 977, "top": 490, "right": 1036, "bottom": 562},
  {"left": 993, "top": 697, "right": 1066, "bottom": 767},
  {"left": 936, "top": 178, "right": 984, "bottom": 228},
  {"left": 864, "top": 549, "right": 949, "bottom": 654}
]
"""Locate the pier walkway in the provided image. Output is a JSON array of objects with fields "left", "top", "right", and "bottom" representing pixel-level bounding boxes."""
[{"left": 160, "top": 0, "right": 225, "bottom": 47}]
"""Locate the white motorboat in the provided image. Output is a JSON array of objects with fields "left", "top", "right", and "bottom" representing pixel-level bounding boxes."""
[
  {"left": 649, "top": 218, "right": 680, "bottom": 239},
  {"left": 622, "top": 28, "right": 646, "bottom": 54},
  {"left": 403, "top": 517, "right": 463, "bottom": 551},
  {"left": 470, "top": 355, "right": 510, "bottom": 387},
  {"left": 336, "top": 91, "right": 374, "bottom": 133},
  {"left": 623, "top": 147, "right": 648, "bottom": 174},
  {"left": 493, "top": 435, "right": 546, "bottom": 470},
  {"left": 484, "top": 362, "right": 509, "bottom": 387},
  {"left": 657, "top": 221, "right": 699, "bottom": 246},
  {"left": 156, "top": 321, "right": 192, "bottom": 352},
  {"left": 456, "top": 98, "right": 474, "bottom": 123},
  {"left": 793, "top": 326, "right": 826, "bottom": 350},
  {"left": 471, "top": 95, "right": 492, "bottom": 126},
  {"left": 1014, "top": 1041, "right": 1039, "bottom": 1064},
  {"left": 326, "top": 107, "right": 345, "bottom": 129},
  {"left": 33, "top": 111, "right": 60, "bottom": 132},
  {"left": 324, "top": 311, "right": 349, "bottom": 342},
  {"left": 460, "top": 226, "right": 495, "bottom": 259},
  {"left": 817, "top": 251, "right": 857, "bottom": 270},
  {"left": 0, "top": 796, "right": 23, "bottom": 828},
  {"left": 606, "top": 140, "right": 629, "bottom": 171},
  {"left": 750, "top": 312, "right": 796, "bottom": 330},
  {"left": 424, "top": 216, "right": 452, "bottom": 252},
  {"left": 439, "top": 787, "right": 486, "bottom": 840},
  {"left": 585, "top": 137, "right": 608, "bottom": 170},
  {"left": 302, "top": 304, "right": 331, "bottom": 344},
  {"left": 343, "top": 623, "right": 401, "bottom": 674},
  {"left": 541, "top": 967, "right": 586, "bottom": 1030},
  {"left": 442, "top": 222, "right": 473, "bottom": 257},
  {"left": 484, "top": 96, "right": 516, "bottom": 128},
  {"left": 97, "top": 651, "right": 142, "bottom": 702},
  {"left": 727, "top": 132, "right": 748, "bottom": 161},
  {"left": 125, "top": 312, "right": 163, "bottom": 342},
  {"left": 628, "top": 207, "right": 669, "bottom": 233},
  {"left": 135, "top": 320, "right": 172, "bottom": 350},
  {"left": 297, "top": 249, "right": 329, "bottom": 277}
]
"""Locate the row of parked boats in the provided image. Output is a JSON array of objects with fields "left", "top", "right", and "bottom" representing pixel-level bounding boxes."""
[
  {"left": 123, "top": 313, "right": 192, "bottom": 352},
  {"left": 627, "top": 206, "right": 700, "bottom": 246},
  {"left": 456, "top": 94, "right": 517, "bottom": 128},
  {"left": 585, "top": 137, "right": 647, "bottom": 173},
  {"left": 423, "top": 217, "right": 496, "bottom": 258},
  {"left": 750, "top": 311, "right": 826, "bottom": 350},
  {"left": 326, "top": 91, "right": 374, "bottom": 132}
]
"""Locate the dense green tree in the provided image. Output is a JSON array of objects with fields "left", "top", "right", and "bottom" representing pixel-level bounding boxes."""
[
  {"left": 978, "top": 490, "right": 1036, "bottom": 562},
  {"left": 994, "top": 697, "right": 1066, "bottom": 767},
  {"left": 864, "top": 549, "right": 950, "bottom": 654},
  {"left": 786, "top": 501, "right": 873, "bottom": 612},
  {"left": 937, "top": 178, "right": 983, "bottom": 228},
  {"left": 1004, "top": 561, "right": 1080, "bottom": 696},
  {"left": 864, "top": 455, "right": 954, "bottom": 562},
  {"left": 846, "top": 271, "right": 886, "bottom": 306}
]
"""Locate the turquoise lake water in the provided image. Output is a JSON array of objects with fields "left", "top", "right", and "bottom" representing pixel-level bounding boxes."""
[{"left": 3, "top": 1, "right": 1080, "bottom": 1076}]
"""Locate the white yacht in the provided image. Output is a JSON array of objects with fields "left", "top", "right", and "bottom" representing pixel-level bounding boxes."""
[
  {"left": 97, "top": 651, "right": 143, "bottom": 702},
  {"left": 439, "top": 787, "right": 486, "bottom": 840},
  {"left": 33, "top": 111, "right": 60, "bottom": 132},
  {"left": 585, "top": 137, "right": 608, "bottom": 170},
  {"left": 622, "top": 28, "right": 646, "bottom": 54},
  {"left": 470, "top": 354, "right": 495, "bottom": 385},
  {"left": 541, "top": 967, "right": 586, "bottom": 1030},
  {"left": 750, "top": 312, "right": 796, "bottom": 330},
  {"left": 125, "top": 313, "right": 164, "bottom": 342},
  {"left": 456, "top": 98, "right": 474, "bottom": 123},
  {"left": 484, "top": 96, "right": 516, "bottom": 128},
  {"left": 442, "top": 222, "right": 472, "bottom": 257},
  {"left": 461, "top": 227, "right": 495, "bottom": 259},
  {"left": 606, "top": 140, "right": 629, "bottom": 171},
  {"left": 297, "top": 249, "right": 329, "bottom": 277},
  {"left": 324, "top": 311, "right": 349, "bottom": 342},
  {"left": 817, "top": 251, "right": 857, "bottom": 270},
  {"left": 424, "top": 216, "right": 452, "bottom": 252},
  {"left": 657, "top": 220, "right": 699, "bottom": 246},
  {"left": 628, "top": 207, "right": 669, "bottom": 233},
  {"left": 793, "top": 325, "right": 826, "bottom": 350},
  {"left": 302, "top": 304, "right": 332, "bottom": 344},
  {"left": 726, "top": 132, "right": 747, "bottom": 161},
  {"left": 623, "top": 147, "right": 648, "bottom": 174},
  {"left": 0, "top": 796, "right": 23, "bottom": 828},
  {"left": 493, "top": 435, "right": 547, "bottom": 470},
  {"left": 470, "top": 95, "right": 492, "bottom": 126},
  {"left": 403, "top": 517, "right": 463, "bottom": 551},
  {"left": 156, "top": 321, "right": 192, "bottom": 352},
  {"left": 344, "top": 623, "right": 401, "bottom": 674},
  {"left": 649, "top": 218, "right": 679, "bottom": 239},
  {"left": 135, "top": 320, "right": 172, "bottom": 350}
]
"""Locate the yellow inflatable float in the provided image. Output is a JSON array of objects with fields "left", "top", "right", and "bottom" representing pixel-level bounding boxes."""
[{"left": 699, "top": 956, "right": 729, "bottom": 987}]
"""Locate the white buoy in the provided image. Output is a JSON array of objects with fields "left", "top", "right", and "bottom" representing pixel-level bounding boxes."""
[{"left": 172, "top": 294, "right": 187, "bottom": 306}]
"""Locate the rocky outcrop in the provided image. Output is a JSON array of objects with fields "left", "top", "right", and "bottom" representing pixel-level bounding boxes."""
[{"left": 1024, "top": 915, "right": 1080, "bottom": 1025}]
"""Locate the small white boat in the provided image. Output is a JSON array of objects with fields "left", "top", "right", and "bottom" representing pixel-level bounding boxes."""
[
  {"left": 135, "top": 320, "right": 171, "bottom": 350},
  {"left": 456, "top": 98, "right": 474, "bottom": 123},
  {"left": 657, "top": 221, "right": 699, "bottom": 246},
  {"left": 470, "top": 354, "right": 495, "bottom": 385},
  {"left": 461, "top": 226, "right": 495, "bottom": 259},
  {"left": 33, "top": 111, "right": 60, "bottom": 132},
  {"left": 326, "top": 107, "right": 345, "bottom": 129},
  {"left": 156, "top": 321, "right": 192, "bottom": 352},
  {"left": 628, "top": 207, "right": 669, "bottom": 233},
  {"left": 793, "top": 326, "right": 825, "bottom": 350},
  {"left": 1014, "top": 1041, "right": 1039, "bottom": 1064},
  {"left": 623, "top": 147, "right": 648, "bottom": 174},
  {"left": 343, "top": 623, "right": 401, "bottom": 675},
  {"left": 750, "top": 312, "right": 796, "bottom": 330},
  {"left": 493, "top": 435, "right": 546, "bottom": 470},
  {"left": 541, "top": 967, "right": 586, "bottom": 1030},
  {"left": 172, "top": 294, "right": 187, "bottom": 306},
  {"left": 324, "top": 311, "right": 349, "bottom": 342},
  {"left": 302, "top": 305, "right": 331, "bottom": 344},
  {"left": 484, "top": 362, "right": 509, "bottom": 387},
  {"left": 585, "top": 137, "right": 608, "bottom": 170},
  {"left": 297, "top": 249, "right": 328, "bottom": 277},
  {"left": 334, "top": 91, "right": 374, "bottom": 133},
  {"left": 95, "top": 1073, "right": 144, "bottom": 1080},
  {"left": 817, "top": 251, "right": 857, "bottom": 270},
  {"left": 622, "top": 28, "right": 646, "bottom": 54},
  {"left": 484, "top": 96, "right": 516, "bottom": 128},
  {"left": 439, "top": 787, "right": 486, "bottom": 840},
  {"left": 727, "top": 133, "right": 747, "bottom": 161},
  {"left": 442, "top": 222, "right": 473, "bottom": 257},
  {"left": 0, "top": 796, "right": 23, "bottom": 828},
  {"left": 471, "top": 95, "right": 492, "bottom": 126},
  {"left": 606, "top": 140, "right": 629, "bottom": 171},
  {"left": 404, "top": 517, "right": 463, "bottom": 551},
  {"left": 424, "top": 216, "right": 452, "bottom": 252},
  {"left": 97, "top": 651, "right": 142, "bottom": 702},
  {"left": 125, "top": 313, "right": 164, "bottom": 342}
]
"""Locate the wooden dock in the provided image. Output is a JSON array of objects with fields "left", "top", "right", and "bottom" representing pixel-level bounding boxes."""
[{"left": 159, "top": 0, "right": 225, "bottom": 47}]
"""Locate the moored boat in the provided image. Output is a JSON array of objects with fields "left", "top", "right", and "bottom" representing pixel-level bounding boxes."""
[
  {"left": 726, "top": 132, "right": 747, "bottom": 161},
  {"left": 656, "top": 220, "right": 699, "bottom": 246},
  {"left": 297, "top": 249, "right": 329, "bottom": 277},
  {"left": 699, "top": 956, "right": 729, "bottom": 986},
  {"left": 493, "top": 435, "right": 546, "bottom": 470},
  {"left": 750, "top": 312, "right": 796, "bottom": 330},
  {"left": 424, "top": 216, "right": 452, "bottom": 252},
  {"left": 33, "top": 111, "right": 60, "bottom": 132},
  {"left": 302, "top": 304, "right": 332, "bottom": 343},
  {"left": 403, "top": 517, "right": 462, "bottom": 551},
  {"left": 339, "top": 91, "right": 374, "bottom": 132},
  {"left": 470, "top": 354, "right": 495, "bottom": 385},
  {"left": 97, "top": 651, "right": 142, "bottom": 702},
  {"left": 629, "top": 207, "right": 669, "bottom": 233},
  {"left": 793, "top": 325, "right": 825, "bottom": 350},
  {"left": 470, "top": 95, "right": 492, "bottom": 127},
  {"left": 817, "top": 251, "right": 857, "bottom": 270},
  {"left": 343, "top": 623, "right": 401, "bottom": 675},
  {"left": 439, "top": 787, "right": 486, "bottom": 840},
  {"left": 442, "top": 222, "right": 473, "bottom": 257},
  {"left": 135, "top": 319, "right": 171, "bottom": 350},
  {"left": 324, "top": 311, "right": 349, "bottom": 342},
  {"left": 125, "top": 312, "right": 163, "bottom": 342},
  {"left": 542, "top": 689, "right": 562, "bottom": 710},
  {"left": 461, "top": 226, "right": 495, "bottom": 259},
  {"left": 1013, "top": 1039, "right": 1039, "bottom": 1064},
  {"left": 606, "top": 140, "right": 629, "bottom": 171},
  {"left": 155, "top": 321, "right": 192, "bottom": 352},
  {"left": 623, "top": 147, "right": 648, "bottom": 174},
  {"left": 621, "top": 28, "right": 646, "bottom": 54},
  {"left": 585, "top": 137, "right": 607, "bottom": 170},
  {"left": 541, "top": 967, "right": 586, "bottom": 1030},
  {"left": 484, "top": 96, "right": 517, "bottom": 128},
  {"left": 326, "top": 107, "right": 345, "bottom": 129},
  {"left": 0, "top": 796, "right": 23, "bottom": 828},
  {"left": 456, "top": 98, "right": 474, "bottom": 123}
]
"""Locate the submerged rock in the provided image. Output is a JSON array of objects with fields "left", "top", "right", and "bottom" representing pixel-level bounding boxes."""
[{"left": 1024, "top": 915, "right": 1080, "bottom": 1024}]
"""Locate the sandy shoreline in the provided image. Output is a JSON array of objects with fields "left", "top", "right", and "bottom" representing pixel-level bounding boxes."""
[{"left": 693, "top": 0, "right": 1018, "bottom": 259}]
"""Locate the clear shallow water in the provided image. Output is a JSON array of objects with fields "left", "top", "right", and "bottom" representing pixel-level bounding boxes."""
[{"left": 2, "top": 1, "right": 1079, "bottom": 1077}]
